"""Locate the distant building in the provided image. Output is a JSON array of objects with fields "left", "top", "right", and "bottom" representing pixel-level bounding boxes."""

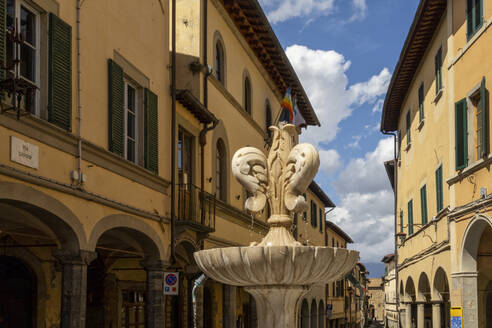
[
  {"left": 381, "top": 254, "right": 398, "bottom": 328},
  {"left": 367, "top": 278, "right": 384, "bottom": 323}
]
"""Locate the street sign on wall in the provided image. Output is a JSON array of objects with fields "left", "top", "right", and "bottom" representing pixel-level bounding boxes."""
[
  {"left": 164, "top": 272, "right": 179, "bottom": 295},
  {"left": 450, "top": 307, "right": 462, "bottom": 328}
]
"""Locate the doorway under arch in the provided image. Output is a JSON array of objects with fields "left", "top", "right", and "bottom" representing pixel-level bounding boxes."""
[{"left": 0, "top": 256, "right": 36, "bottom": 328}]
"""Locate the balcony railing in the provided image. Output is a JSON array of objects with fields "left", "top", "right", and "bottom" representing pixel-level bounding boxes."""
[{"left": 177, "top": 183, "right": 216, "bottom": 232}]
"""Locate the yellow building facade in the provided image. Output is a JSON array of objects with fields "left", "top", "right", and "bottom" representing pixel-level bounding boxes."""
[
  {"left": 381, "top": 0, "right": 492, "bottom": 327},
  {"left": 0, "top": 1, "right": 329, "bottom": 328}
]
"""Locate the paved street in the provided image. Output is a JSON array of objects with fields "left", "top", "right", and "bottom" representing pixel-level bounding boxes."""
[{"left": 366, "top": 320, "right": 384, "bottom": 328}]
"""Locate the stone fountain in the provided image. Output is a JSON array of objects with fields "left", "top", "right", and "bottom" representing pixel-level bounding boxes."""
[{"left": 194, "top": 124, "right": 359, "bottom": 327}]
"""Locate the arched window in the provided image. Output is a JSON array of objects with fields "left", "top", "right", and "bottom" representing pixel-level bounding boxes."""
[
  {"left": 311, "top": 300, "right": 318, "bottom": 328},
  {"left": 215, "top": 40, "right": 225, "bottom": 84},
  {"left": 265, "top": 100, "right": 272, "bottom": 137},
  {"left": 300, "top": 299, "right": 309, "bottom": 328},
  {"left": 244, "top": 75, "right": 252, "bottom": 114},
  {"left": 216, "top": 139, "right": 226, "bottom": 201}
]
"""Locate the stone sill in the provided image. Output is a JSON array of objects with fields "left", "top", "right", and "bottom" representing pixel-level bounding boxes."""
[
  {"left": 447, "top": 155, "right": 492, "bottom": 186},
  {"left": 433, "top": 88, "right": 443, "bottom": 104}
]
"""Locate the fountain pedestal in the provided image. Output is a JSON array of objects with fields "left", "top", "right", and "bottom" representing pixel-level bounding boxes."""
[
  {"left": 194, "top": 124, "right": 359, "bottom": 327},
  {"left": 246, "top": 286, "right": 309, "bottom": 328}
]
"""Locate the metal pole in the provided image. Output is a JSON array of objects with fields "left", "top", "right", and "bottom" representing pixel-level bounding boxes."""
[{"left": 171, "top": 0, "right": 177, "bottom": 264}]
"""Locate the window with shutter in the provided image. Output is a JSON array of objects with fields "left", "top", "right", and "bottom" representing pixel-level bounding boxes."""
[
  {"left": 108, "top": 59, "right": 125, "bottom": 156},
  {"left": 399, "top": 210, "right": 404, "bottom": 242},
  {"left": 408, "top": 199, "right": 414, "bottom": 235},
  {"left": 435, "top": 47, "right": 442, "bottom": 94},
  {"left": 474, "top": 77, "right": 488, "bottom": 160},
  {"left": 303, "top": 193, "right": 307, "bottom": 221},
  {"left": 418, "top": 83, "right": 424, "bottom": 122},
  {"left": 319, "top": 208, "right": 323, "bottom": 232},
  {"left": 406, "top": 110, "right": 411, "bottom": 146},
  {"left": 466, "top": 0, "right": 483, "bottom": 39},
  {"left": 435, "top": 165, "right": 443, "bottom": 212},
  {"left": 420, "top": 185, "right": 428, "bottom": 225},
  {"left": 455, "top": 99, "right": 468, "bottom": 170},
  {"left": 144, "top": 88, "right": 158, "bottom": 173},
  {"left": 48, "top": 13, "right": 71, "bottom": 129}
]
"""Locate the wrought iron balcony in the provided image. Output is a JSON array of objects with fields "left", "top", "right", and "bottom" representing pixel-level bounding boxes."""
[{"left": 176, "top": 183, "right": 216, "bottom": 233}]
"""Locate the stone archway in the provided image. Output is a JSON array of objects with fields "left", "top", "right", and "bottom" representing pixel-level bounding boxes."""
[
  {"left": 417, "top": 273, "right": 431, "bottom": 328},
  {"left": 88, "top": 214, "right": 167, "bottom": 328},
  {"left": 318, "top": 300, "right": 325, "bottom": 328},
  {"left": 459, "top": 214, "right": 492, "bottom": 328},
  {"left": 432, "top": 267, "right": 450, "bottom": 328},
  {"left": 0, "top": 182, "right": 89, "bottom": 328},
  {"left": 404, "top": 277, "right": 416, "bottom": 328}
]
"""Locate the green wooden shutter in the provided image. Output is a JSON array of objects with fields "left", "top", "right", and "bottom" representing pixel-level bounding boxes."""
[
  {"left": 479, "top": 77, "right": 487, "bottom": 158},
  {"left": 145, "top": 88, "right": 158, "bottom": 173},
  {"left": 408, "top": 200, "right": 414, "bottom": 235},
  {"left": 419, "top": 83, "right": 424, "bottom": 122},
  {"left": 420, "top": 185, "right": 428, "bottom": 225},
  {"left": 108, "top": 59, "right": 124, "bottom": 156},
  {"left": 319, "top": 208, "right": 323, "bottom": 231},
  {"left": 48, "top": 13, "right": 72, "bottom": 131},
  {"left": 455, "top": 99, "right": 468, "bottom": 170},
  {"left": 436, "top": 165, "right": 443, "bottom": 212},
  {"left": 406, "top": 110, "right": 411, "bottom": 144},
  {"left": 0, "top": 0, "right": 5, "bottom": 85},
  {"left": 435, "top": 48, "right": 442, "bottom": 94},
  {"left": 400, "top": 210, "right": 404, "bottom": 242}
]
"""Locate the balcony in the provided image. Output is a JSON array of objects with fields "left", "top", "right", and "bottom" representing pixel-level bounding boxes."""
[{"left": 176, "top": 183, "right": 216, "bottom": 233}]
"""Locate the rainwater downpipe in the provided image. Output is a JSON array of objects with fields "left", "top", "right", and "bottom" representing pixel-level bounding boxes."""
[
  {"left": 171, "top": 0, "right": 177, "bottom": 264},
  {"left": 381, "top": 129, "right": 399, "bottom": 326},
  {"left": 193, "top": 274, "right": 208, "bottom": 328},
  {"left": 76, "top": 0, "right": 83, "bottom": 188}
]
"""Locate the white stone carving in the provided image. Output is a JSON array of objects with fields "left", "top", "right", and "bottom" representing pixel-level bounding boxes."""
[{"left": 195, "top": 123, "right": 358, "bottom": 328}]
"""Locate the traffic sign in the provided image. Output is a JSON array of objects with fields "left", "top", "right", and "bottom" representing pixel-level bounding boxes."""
[{"left": 164, "top": 272, "right": 179, "bottom": 295}]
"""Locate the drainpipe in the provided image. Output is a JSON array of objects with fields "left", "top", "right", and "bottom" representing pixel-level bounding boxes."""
[
  {"left": 193, "top": 273, "right": 208, "bottom": 328},
  {"left": 171, "top": 0, "right": 177, "bottom": 264},
  {"left": 381, "top": 129, "right": 398, "bottom": 327},
  {"left": 76, "top": 0, "right": 83, "bottom": 188}
]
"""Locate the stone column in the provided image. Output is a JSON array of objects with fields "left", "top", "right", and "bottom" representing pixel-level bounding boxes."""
[
  {"left": 53, "top": 249, "right": 97, "bottom": 328},
  {"left": 416, "top": 303, "right": 424, "bottom": 328},
  {"left": 141, "top": 259, "right": 166, "bottom": 328},
  {"left": 431, "top": 302, "right": 441, "bottom": 328},
  {"left": 223, "top": 285, "right": 237, "bottom": 328},
  {"left": 452, "top": 272, "right": 478, "bottom": 328},
  {"left": 404, "top": 303, "right": 412, "bottom": 328}
]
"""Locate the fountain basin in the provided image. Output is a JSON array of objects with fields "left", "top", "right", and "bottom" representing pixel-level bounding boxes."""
[{"left": 194, "top": 245, "right": 359, "bottom": 286}]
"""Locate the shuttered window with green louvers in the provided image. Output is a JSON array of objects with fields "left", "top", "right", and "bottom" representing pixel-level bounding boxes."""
[
  {"left": 477, "top": 77, "right": 487, "bottom": 159},
  {"left": 145, "top": 88, "right": 158, "bottom": 173},
  {"left": 408, "top": 199, "right": 414, "bottom": 235},
  {"left": 435, "top": 165, "right": 443, "bottom": 213},
  {"left": 108, "top": 59, "right": 124, "bottom": 156},
  {"left": 48, "top": 13, "right": 72, "bottom": 130},
  {"left": 455, "top": 98, "right": 468, "bottom": 170}
]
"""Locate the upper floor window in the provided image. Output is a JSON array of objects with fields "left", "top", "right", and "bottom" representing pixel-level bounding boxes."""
[
  {"left": 215, "top": 40, "right": 225, "bottom": 84},
  {"left": 244, "top": 75, "right": 252, "bottom": 114},
  {"left": 7, "top": 0, "right": 40, "bottom": 114},
  {"left": 216, "top": 139, "right": 227, "bottom": 201},
  {"left": 124, "top": 80, "right": 139, "bottom": 163},
  {"left": 435, "top": 47, "right": 443, "bottom": 94},
  {"left": 408, "top": 199, "right": 414, "bottom": 235},
  {"left": 435, "top": 165, "right": 443, "bottom": 213},
  {"left": 471, "top": 78, "right": 488, "bottom": 160},
  {"left": 418, "top": 83, "right": 424, "bottom": 123},
  {"left": 406, "top": 110, "right": 411, "bottom": 146},
  {"left": 178, "top": 128, "right": 193, "bottom": 186},
  {"left": 467, "top": 0, "right": 483, "bottom": 39},
  {"left": 108, "top": 59, "right": 159, "bottom": 172},
  {"left": 310, "top": 200, "right": 317, "bottom": 228},
  {"left": 319, "top": 208, "right": 323, "bottom": 232}
]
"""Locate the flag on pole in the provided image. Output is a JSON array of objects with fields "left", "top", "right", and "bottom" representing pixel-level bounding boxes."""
[
  {"left": 279, "top": 88, "right": 294, "bottom": 123},
  {"left": 293, "top": 97, "right": 306, "bottom": 127}
]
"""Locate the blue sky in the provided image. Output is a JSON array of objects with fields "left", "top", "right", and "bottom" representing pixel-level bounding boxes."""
[{"left": 258, "top": 0, "right": 419, "bottom": 277}]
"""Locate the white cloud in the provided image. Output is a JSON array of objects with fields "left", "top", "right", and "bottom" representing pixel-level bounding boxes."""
[
  {"left": 319, "top": 149, "right": 342, "bottom": 175},
  {"left": 288, "top": 45, "right": 390, "bottom": 147},
  {"left": 349, "top": 0, "right": 367, "bottom": 22},
  {"left": 346, "top": 135, "right": 361, "bottom": 149},
  {"left": 329, "top": 138, "right": 395, "bottom": 263},
  {"left": 372, "top": 99, "right": 385, "bottom": 113},
  {"left": 260, "top": 0, "right": 335, "bottom": 24},
  {"left": 349, "top": 68, "right": 391, "bottom": 106}
]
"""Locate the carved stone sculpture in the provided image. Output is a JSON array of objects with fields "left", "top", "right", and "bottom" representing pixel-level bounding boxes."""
[{"left": 194, "top": 123, "right": 358, "bottom": 327}]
